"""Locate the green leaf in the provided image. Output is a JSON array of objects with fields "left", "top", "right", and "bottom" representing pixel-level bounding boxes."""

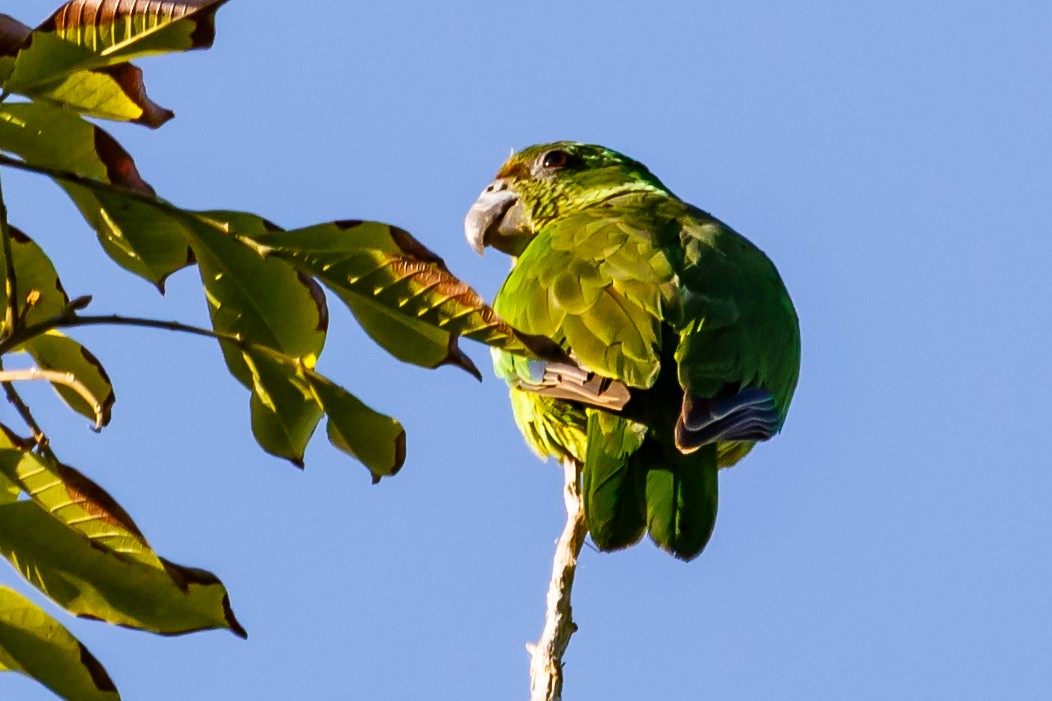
[
  {"left": 0, "top": 102, "right": 191, "bottom": 286},
  {"left": 0, "top": 431, "right": 245, "bottom": 635},
  {"left": 1, "top": 30, "right": 172, "bottom": 127},
  {"left": 0, "top": 0, "right": 228, "bottom": 98},
  {"left": 244, "top": 221, "right": 561, "bottom": 376},
  {"left": 241, "top": 347, "right": 405, "bottom": 480},
  {"left": 42, "top": 0, "right": 229, "bottom": 67},
  {"left": 0, "top": 226, "right": 70, "bottom": 333},
  {"left": 241, "top": 349, "right": 322, "bottom": 467},
  {"left": 0, "top": 586, "right": 119, "bottom": 701},
  {"left": 0, "top": 501, "right": 245, "bottom": 637},
  {"left": 0, "top": 469, "right": 18, "bottom": 505},
  {"left": 190, "top": 210, "right": 327, "bottom": 387},
  {"left": 305, "top": 371, "right": 406, "bottom": 483},
  {"left": 184, "top": 211, "right": 330, "bottom": 465},
  {"left": 22, "top": 331, "right": 115, "bottom": 428},
  {"left": 0, "top": 430, "right": 156, "bottom": 568}
]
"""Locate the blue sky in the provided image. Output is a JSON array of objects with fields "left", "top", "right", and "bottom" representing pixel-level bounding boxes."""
[{"left": 4, "top": 1, "right": 1051, "bottom": 698}]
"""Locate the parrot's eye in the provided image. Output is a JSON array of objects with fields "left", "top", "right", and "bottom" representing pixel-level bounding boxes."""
[{"left": 541, "top": 150, "right": 571, "bottom": 170}]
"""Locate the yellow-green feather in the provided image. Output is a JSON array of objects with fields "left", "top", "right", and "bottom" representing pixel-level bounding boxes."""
[{"left": 489, "top": 142, "right": 800, "bottom": 560}]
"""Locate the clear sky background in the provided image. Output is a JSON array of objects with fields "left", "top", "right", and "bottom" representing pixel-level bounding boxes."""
[{"left": 3, "top": 1, "right": 1051, "bottom": 699}]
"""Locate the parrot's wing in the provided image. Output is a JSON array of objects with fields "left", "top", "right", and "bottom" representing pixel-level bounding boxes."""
[
  {"left": 675, "top": 386, "right": 781, "bottom": 452},
  {"left": 507, "top": 358, "right": 632, "bottom": 410},
  {"left": 670, "top": 206, "right": 802, "bottom": 454},
  {"left": 493, "top": 196, "right": 678, "bottom": 389}
]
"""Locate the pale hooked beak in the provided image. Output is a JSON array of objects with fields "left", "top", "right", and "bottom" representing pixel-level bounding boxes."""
[{"left": 464, "top": 179, "right": 522, "bottom": 255}]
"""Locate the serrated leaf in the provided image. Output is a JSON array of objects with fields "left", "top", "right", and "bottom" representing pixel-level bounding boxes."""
[
  {"left": 0, "top": 102, "right": 191, "bottom": 286},
  {"left": 0, "top": 226, "right": 70, "bottom": 333},
  {"left": 0, "top": 501, "right": 245, "bottom": 637},
  {"left": 22, "top": 331, "right": 115, "bottom": 428},
  {"left": 245, "top": 221, "right": 560, "bottom": 374},
  {"left": 0, "top": 586, "right": 119, "bottom": 701}
]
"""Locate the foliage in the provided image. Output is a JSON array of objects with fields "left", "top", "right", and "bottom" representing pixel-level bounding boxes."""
[{"left": 0, "top": 2, "right": 541, "bottom": 697}]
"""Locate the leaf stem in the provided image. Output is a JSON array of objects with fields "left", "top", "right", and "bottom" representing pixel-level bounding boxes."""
[{"left": 0, "top": 169, "right": 17, "bottom": 340}]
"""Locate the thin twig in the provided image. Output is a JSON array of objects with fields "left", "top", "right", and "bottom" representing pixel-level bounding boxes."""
[
  {"left": 0, "top": 367, "right": 104, "bottom": 430},
  {"left": 0, "top": 309, "right": 239, "bottom": 358},
  {"left": 0, "top": 169, "right": 16, "bottom": 338},
  {"left": 0, "top": 359, "right": 54, "bottom": 459},
  {"left": 528, "top": 457, "right": 588, "bottom": 701}
]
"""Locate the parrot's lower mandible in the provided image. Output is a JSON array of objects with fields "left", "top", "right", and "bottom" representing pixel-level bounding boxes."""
[{"left": 465, "top": 142, "right": 800, "bottom": 561}]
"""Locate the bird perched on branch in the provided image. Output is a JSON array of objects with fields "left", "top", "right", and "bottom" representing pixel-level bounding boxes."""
[{"left": 465, "top": 142, "right": 800, "bottom": 560}]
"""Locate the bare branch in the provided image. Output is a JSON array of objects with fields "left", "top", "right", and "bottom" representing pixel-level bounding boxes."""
[
  {"left": 0, "top": 367, "right": 104, "bottom": 430},
  {"left": 0, "top": 358, "right": 55, "bottom": 459},
  {"left": 528, "top": 457, "right": 588, "bottom": 701}
]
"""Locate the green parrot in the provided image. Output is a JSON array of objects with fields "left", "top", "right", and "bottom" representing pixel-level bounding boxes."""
[{"left": 465, "top": 142, "right": 800, "bottom": 561}]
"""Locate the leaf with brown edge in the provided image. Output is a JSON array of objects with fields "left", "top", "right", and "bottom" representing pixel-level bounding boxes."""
[
  {"left": 42, "top": 0, "right": 230, "bottom": 65},
  {"left": 21, "top": 331, "right": 115, "bottom": 428},
  {"left": 0, "top": 501, "right": 246, "bottom": 638},
  {"left": 0, "top": 226, "right": 70, "bottom": 334},
  {"left": 240, "top": 347, "right": 404, "bottom": 480},
  {"left": 1, "top": 0, "right": 228, "bottom": 97},
  {"left": 0, "top": 431, "right": 245, "bottom": 636},
  {"left": 31, "top": 59, "right": 174, "bottom": 128},
  {"left": 0, "top": 440, "right": 157, "bottom": 569},
  {"left": 0, "top": 102, "right": 150, "bottom": 191},
  {"left": 0, "top": 24, "right": 173, "bottom": 127},
  {"left": 243, "top": 221, "right": 564, "bottom": 376},
  {"left": 0, "top": 102, "right": 192, "bottom": 286},
  {"left": 0, "top": 586, "right": 119, "bottom": 701},
  {"left": 304, "top": 370, "right": 406, "bottom": 483},
  {"left": 0, "top": 14, "right": 30, "bottom": 57}
]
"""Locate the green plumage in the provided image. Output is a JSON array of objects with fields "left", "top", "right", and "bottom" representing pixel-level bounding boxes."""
[{"left": 472, "top": 142, "right": 800, "bottom": 561}]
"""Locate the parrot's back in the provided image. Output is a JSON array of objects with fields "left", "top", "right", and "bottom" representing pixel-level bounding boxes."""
[{"left": 490, "top": 186, "right": 799, "bottom": 560}]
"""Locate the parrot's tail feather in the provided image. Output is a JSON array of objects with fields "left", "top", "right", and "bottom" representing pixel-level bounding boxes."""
[
  {"left": 675, "top": 386, "right": 780, "bottom": 453},
  {"left": 582, "top": 411, "right": 647, "bottom": 552},
  {"left": 645, "top": 444, "right": 719, "bottom": 561}
]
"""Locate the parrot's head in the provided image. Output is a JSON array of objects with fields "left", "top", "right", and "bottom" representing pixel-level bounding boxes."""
[{"left": 465, "top": 142, "right": 669, "bottom": 257}]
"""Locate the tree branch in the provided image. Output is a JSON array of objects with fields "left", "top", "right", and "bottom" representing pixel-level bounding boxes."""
[
  {"left": 0, "top": 308, "right": 237, "bottom": 358},
  {"left": 0, "top": 367, "right": 104, "bottom": 430},
  {"left": 528, "top": 457, "right": 588, "bottom": 701},
  {"left": 0, "top": 359, "right": 55, "bottom": 459}
]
